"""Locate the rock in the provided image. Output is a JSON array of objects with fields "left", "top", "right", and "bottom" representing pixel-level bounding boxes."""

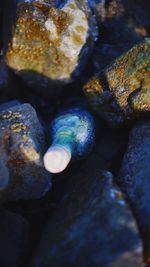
[
  {"left": 0, "top": 100, "right": 21, "bottom": 112},
  {"left": 84, "top": 38, "right": 150, "bottom": 127},
  {"left": 5, "top": 0, "right": 97, "bottom": 100},
  {"left": 0, "top": 103, "right": 51, "bottom": 201},
  {"left": 95, "top": 0, "right": 150, "bottom": 44},
  {"left": 30, "top": 128, "right": 143, "bottom": 267},
  {"left": 117, "top": 120, "right": 150, "bottom": 264},
  {"left": 0, "top": 208, "right": 30, "bottom": 267}
]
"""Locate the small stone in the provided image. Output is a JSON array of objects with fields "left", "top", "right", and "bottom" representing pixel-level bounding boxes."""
[
  {"left": 0, "top": 208, "right": 30, "bottom": 267},
  {"left": 0, "top": 103, "right": 51, "bottom": 201},
  {"left": 5, "top": 0, "right": 97, "bottom": 99},
  {"left": 84, "top": 39, "right": 150, "bottom": 127},
  {"left": 30, "top": 132, "right": 142, "bottom": 267},
  {"left": 117, "top": 120, "right": 150, "bottom": 264}
]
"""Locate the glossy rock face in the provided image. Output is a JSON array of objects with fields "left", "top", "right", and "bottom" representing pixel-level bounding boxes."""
[
  {"left": 5, "top": 0, "right": 93, "bottom": 97},
  {"left": 51, "top": 107, "right": 95, "bottom": 158},
  {"left": 84, "top": 38, "right": 150, "bottom": 127}
]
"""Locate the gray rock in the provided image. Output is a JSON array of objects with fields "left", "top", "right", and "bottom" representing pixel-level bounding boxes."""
[
  {"left": 117, "top": 120, "right": 150, "bottom": 265},
  {"left": 0, "top": 103, "right": 51, "bottom": 200},
  {"left": 0, "top": 208, "right": 30, "bottom": 267},
  {"left": 30, "top": 130, "right": 143, "bottom": 267}
]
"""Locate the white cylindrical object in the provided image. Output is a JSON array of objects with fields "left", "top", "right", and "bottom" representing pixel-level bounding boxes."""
[{"left": 43, "top": 145, "right": 72, "bottom": 174}]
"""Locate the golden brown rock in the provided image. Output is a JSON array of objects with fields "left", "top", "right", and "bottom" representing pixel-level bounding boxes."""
[
  {"left": 84, "top": 38, "right": 150, "bottom": 127},
  {"left": 5, "top": 0, "right": 95, "bottom": 99}
]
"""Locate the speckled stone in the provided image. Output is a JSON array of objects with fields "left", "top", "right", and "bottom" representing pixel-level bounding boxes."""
[
  {"left": 0, "top": 103, "right": 51, "bottom": 200},
  {"left": 5, "top": 0, "right": 96, "bottom": 99},
  {"left": 84, "top": 38, "right": 150, "bottom": 127}
]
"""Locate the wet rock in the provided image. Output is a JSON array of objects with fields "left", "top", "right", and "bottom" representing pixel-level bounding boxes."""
[
  {"left": 0, "top": 103, "right": 51, "bottom": 201},
  {"left": 117, "top": 120, "right": 150, "bottom": 264},
  {"left": 30, "top": 128, "right": 142, "bottom": 267},
  {"left": 84, "top": 38, "right": 150, "bottom": 127},
  {"left": 95, "top": 0, "right": 150, "bottom": 44},
  {"left": 0, "top": 208, "right": 30, "bottom": 267},
  {"left": 5, "top": 0, "right": 97, "bottom": 100}
]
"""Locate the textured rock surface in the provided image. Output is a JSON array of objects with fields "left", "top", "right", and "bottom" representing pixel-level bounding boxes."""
[
  {"left": 0, "top": 103, "right": 51, "bottom": 200},
  {"left": 30, "top": 128, "right": 142, "bottom": 267},
  {"left": 117, "top": 120, "right": 150, "bottom": 264},
  {"left": 0, "top": 208, "right": 30, "bottom": 267},
  {"left": 84, "top": 39, "right": 150, "bottom": 127},
  {"left": 5, "top": 0, "right": 96, "bottom": 99}
]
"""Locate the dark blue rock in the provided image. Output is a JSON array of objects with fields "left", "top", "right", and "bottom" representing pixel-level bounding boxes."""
[
  {"left": 30, "top": 130, "right": 142, "bottom": 267},
  {"left": 117, "top": 120, "right": 150, "bottom": 264}
]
